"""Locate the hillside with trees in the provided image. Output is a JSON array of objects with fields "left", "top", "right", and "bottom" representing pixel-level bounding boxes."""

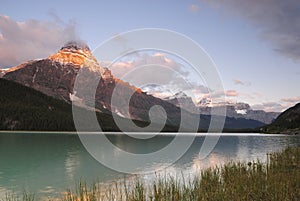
[
  {"left": 0, "top": 78, "right": 177, "bottom": 132},
  {"left": 262, "top": 103, "right": 300, "bottom": 135}
]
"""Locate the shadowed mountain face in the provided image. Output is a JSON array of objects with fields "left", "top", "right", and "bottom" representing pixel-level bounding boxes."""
[
  {"left": 0, "top": 78, "right": 179, "bottom": 131},
  {"left": 2, "top": 42, "right": 265, "bottom": 130}
]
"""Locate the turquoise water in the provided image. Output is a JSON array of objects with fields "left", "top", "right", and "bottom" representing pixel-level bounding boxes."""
[{"left": 0, "top": 132, "right": 299, "bottom": 198}]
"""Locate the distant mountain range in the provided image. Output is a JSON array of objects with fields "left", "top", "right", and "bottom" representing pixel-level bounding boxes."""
[
  {"left": 0, "top": 41, "right": 277, "bottom": 131},
  {"left": 262, "top": 103, "right": 300, "bottom": 135},
  {"left": 164, "top": 92, "right": 279, "bottom": 124}
]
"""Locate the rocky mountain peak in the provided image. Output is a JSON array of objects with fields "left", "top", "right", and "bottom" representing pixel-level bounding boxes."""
[
  {"left": 165, "top": 91, "right": 189, "bottom": 100},
  {"left": 48, "top": 41, "right": 104, "bottom": 74},
  {"left": 197, "top": 97, "right": 212, "bottom": 107},
  {"left": 174, "top": 91, "right": 188, "bottom": 98},
  {"left": 164, "top": 91, "right": 198, "bottom": 113},
  {"left": 61, "top": 41, "right": 90, "bottom": 51}
]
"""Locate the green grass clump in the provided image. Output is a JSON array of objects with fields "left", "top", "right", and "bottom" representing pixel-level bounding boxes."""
[{"left": 2, "top": 147, "right": 299, "bottom": 201}]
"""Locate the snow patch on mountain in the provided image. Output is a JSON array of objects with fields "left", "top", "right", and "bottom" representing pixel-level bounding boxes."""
[{"left": 236, "top": 109, "right": 247, "bottom": 115}]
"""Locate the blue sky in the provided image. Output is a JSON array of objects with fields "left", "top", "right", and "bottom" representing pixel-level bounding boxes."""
[{"left": 0, "top": 0, "right": 299, "bottom": 112}]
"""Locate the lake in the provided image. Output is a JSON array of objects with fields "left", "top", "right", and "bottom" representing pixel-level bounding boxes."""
[{"left": 0, "top": 132, "right": 299, "bottom": 199}]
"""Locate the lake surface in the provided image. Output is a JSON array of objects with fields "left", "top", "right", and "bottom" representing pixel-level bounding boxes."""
[{"left": 0, "top": 132, "right": 299, "bottom": 199}]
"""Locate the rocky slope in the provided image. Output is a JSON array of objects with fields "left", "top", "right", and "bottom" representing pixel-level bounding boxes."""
[{"left": 164, "top": 92, "right": 198, "bottom": 114}]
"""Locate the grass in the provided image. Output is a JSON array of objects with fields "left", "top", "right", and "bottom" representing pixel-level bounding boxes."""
[{"left": 1, "top": 147, "right": 299, "bottom": 201}]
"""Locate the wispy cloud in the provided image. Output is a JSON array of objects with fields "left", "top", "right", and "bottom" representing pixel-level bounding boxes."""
[
  {"left": 141, "top": 82, "right": 210, "bottom": 101},
  {"left": 225, "top": 90, "right": 238, "bottom": 97},
  {"left": 189, "top": 4, "right": 200, "bottom": 13},
  {"left": 251, "top": 96, "right": 300, "bottom": 112},
  {"left": 141, "top": 84, "right": 176, "bottom": 99},
  {"left": 281, "top": 96, "right": 300, "bottom": 103},
  {"left": 207, "top": 90, "right": 239, "bottom": 98},
  {"left": 252, "top": 102, "right": 285, "bottom": 112},
  {"left": 233, "top": 79, "right": 251, "bottom": 86},
  {"left": 0, "top": 15, "right": 79, "bottom": 68},
  {"left": 200, "top": 0, "right": 300, "bottom": 61},
  {"left": 199, "top": 89, "right": 238, "bottom": 104}
]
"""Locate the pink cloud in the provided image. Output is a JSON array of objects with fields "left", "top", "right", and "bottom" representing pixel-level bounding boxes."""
[
  {"left": 233, "top": 79, "right": 251, "bottom": 86},
  {"left": 281, "top": 96, "right": 300, "bottom": 103},
  {"left": 189, "top": 4, "right": 200, "bottom": 13},
  {"left": 233, "top": 79, "right": 243, "bottom": 85},
  {"left": 225, "top": 90, "right": 238, "bottom": 97},
  {"left": 252, "top": 102, "right": 285, "bottom": 112},
  {"left": 202, "top": 90, "right": 239, "bottom": 100},
  {"left": 0, "top": 15, "right": 79, "bottom": 68},
  {"left": 101, "top": 52, "right": 188, "bottom": 81}
]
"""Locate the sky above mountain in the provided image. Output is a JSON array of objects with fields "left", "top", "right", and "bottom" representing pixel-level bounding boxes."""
[{"left": 0, "top": 0, "right": 299, "bottom": 112}]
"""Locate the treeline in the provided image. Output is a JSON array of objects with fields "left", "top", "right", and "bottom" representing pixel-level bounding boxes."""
[
  {"left": 0, "top": 79, "right": 177, "bottom": 132},
  {"left": 0, "top": 78, "right": 75, "bottom": 131}
]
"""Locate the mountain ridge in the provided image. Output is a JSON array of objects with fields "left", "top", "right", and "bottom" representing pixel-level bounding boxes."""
[{"left": 164, "top": 93, "right": 279, "bottom": 124}]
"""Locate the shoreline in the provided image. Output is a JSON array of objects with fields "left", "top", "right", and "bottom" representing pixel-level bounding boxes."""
[{"left": 0, "top": 130, "right": 291, "bottom": 136}]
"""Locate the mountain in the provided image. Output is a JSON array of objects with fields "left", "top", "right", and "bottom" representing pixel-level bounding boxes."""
[
  {"left": 1, "top": 41, "right": 266, "bottom": 131},
  {"left": 3, "top": 41, "right": 103, "bottom": 103},
  {"left": 262, "top": 103, "right": 300, "bottom": 134},
  {"left": 197, "top": 99, "right": 279, "bottom": 124},
  {"left": 201, "top": 103, "right": 279, "bottom": 124},
  {"left": 2, "top": 41, "right": 190, "bottom": 127},
  {"left": 0, "top": 78, "right": 178, "bottom": 131},
  {"left": 0, "top": 70, "right": 5, "bottom": 77},
  {"left": 164, "top": 92, "right": 198, "bottom": 113},
  {"left": 164, "top": 92, "right": 279, "bottom": 124}
]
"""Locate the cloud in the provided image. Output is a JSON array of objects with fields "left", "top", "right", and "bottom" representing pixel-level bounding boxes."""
[
  {"left": 0, "top": 15, "right": 79, "bottom": 68},
  {"left": 225, "top": 90, "right": 238, "bottom": 97},
  {"left": 238, "top": 91, "right": 263, "bottom": 101},
  {"left": 250, "top": 95, "right": 300, "bottom": 112},
  {"left": 100, "top": 52, "right": 190, "bottom": 86},
  {"left": 206, "top": 89, "right": 238, "bottom": 98},
  {"left": 141, "top": 82, "right": 210, "bottom": 101},
  {"left": 102, "top": 52, "right": 238, "bottom": 103},
  {"left": 198, "top": 89, "right": 238, "bottom": 105},
  {"left": 200, "top": 0, "right": 300, "bottom": 60},
  {"left": 280, "top": 97, "right": 300, "bottom": 112},
  {"left": 281, "top": 96, "right": 300, "bottom": 103},
  {"left": 233, "top": 79, "right": 251, "bottom": 86},
  {"left": 189, "top": 4, "right": 200, "bottom": 13},
  {"left": 141, "top": 84, "right": 174, "bottom": 99},
  {"left": 252, "top": 102, "right": 285, "bottom": 112},
  {"left": 191, "top": 85, "right": 210, "bottom": 95}
]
